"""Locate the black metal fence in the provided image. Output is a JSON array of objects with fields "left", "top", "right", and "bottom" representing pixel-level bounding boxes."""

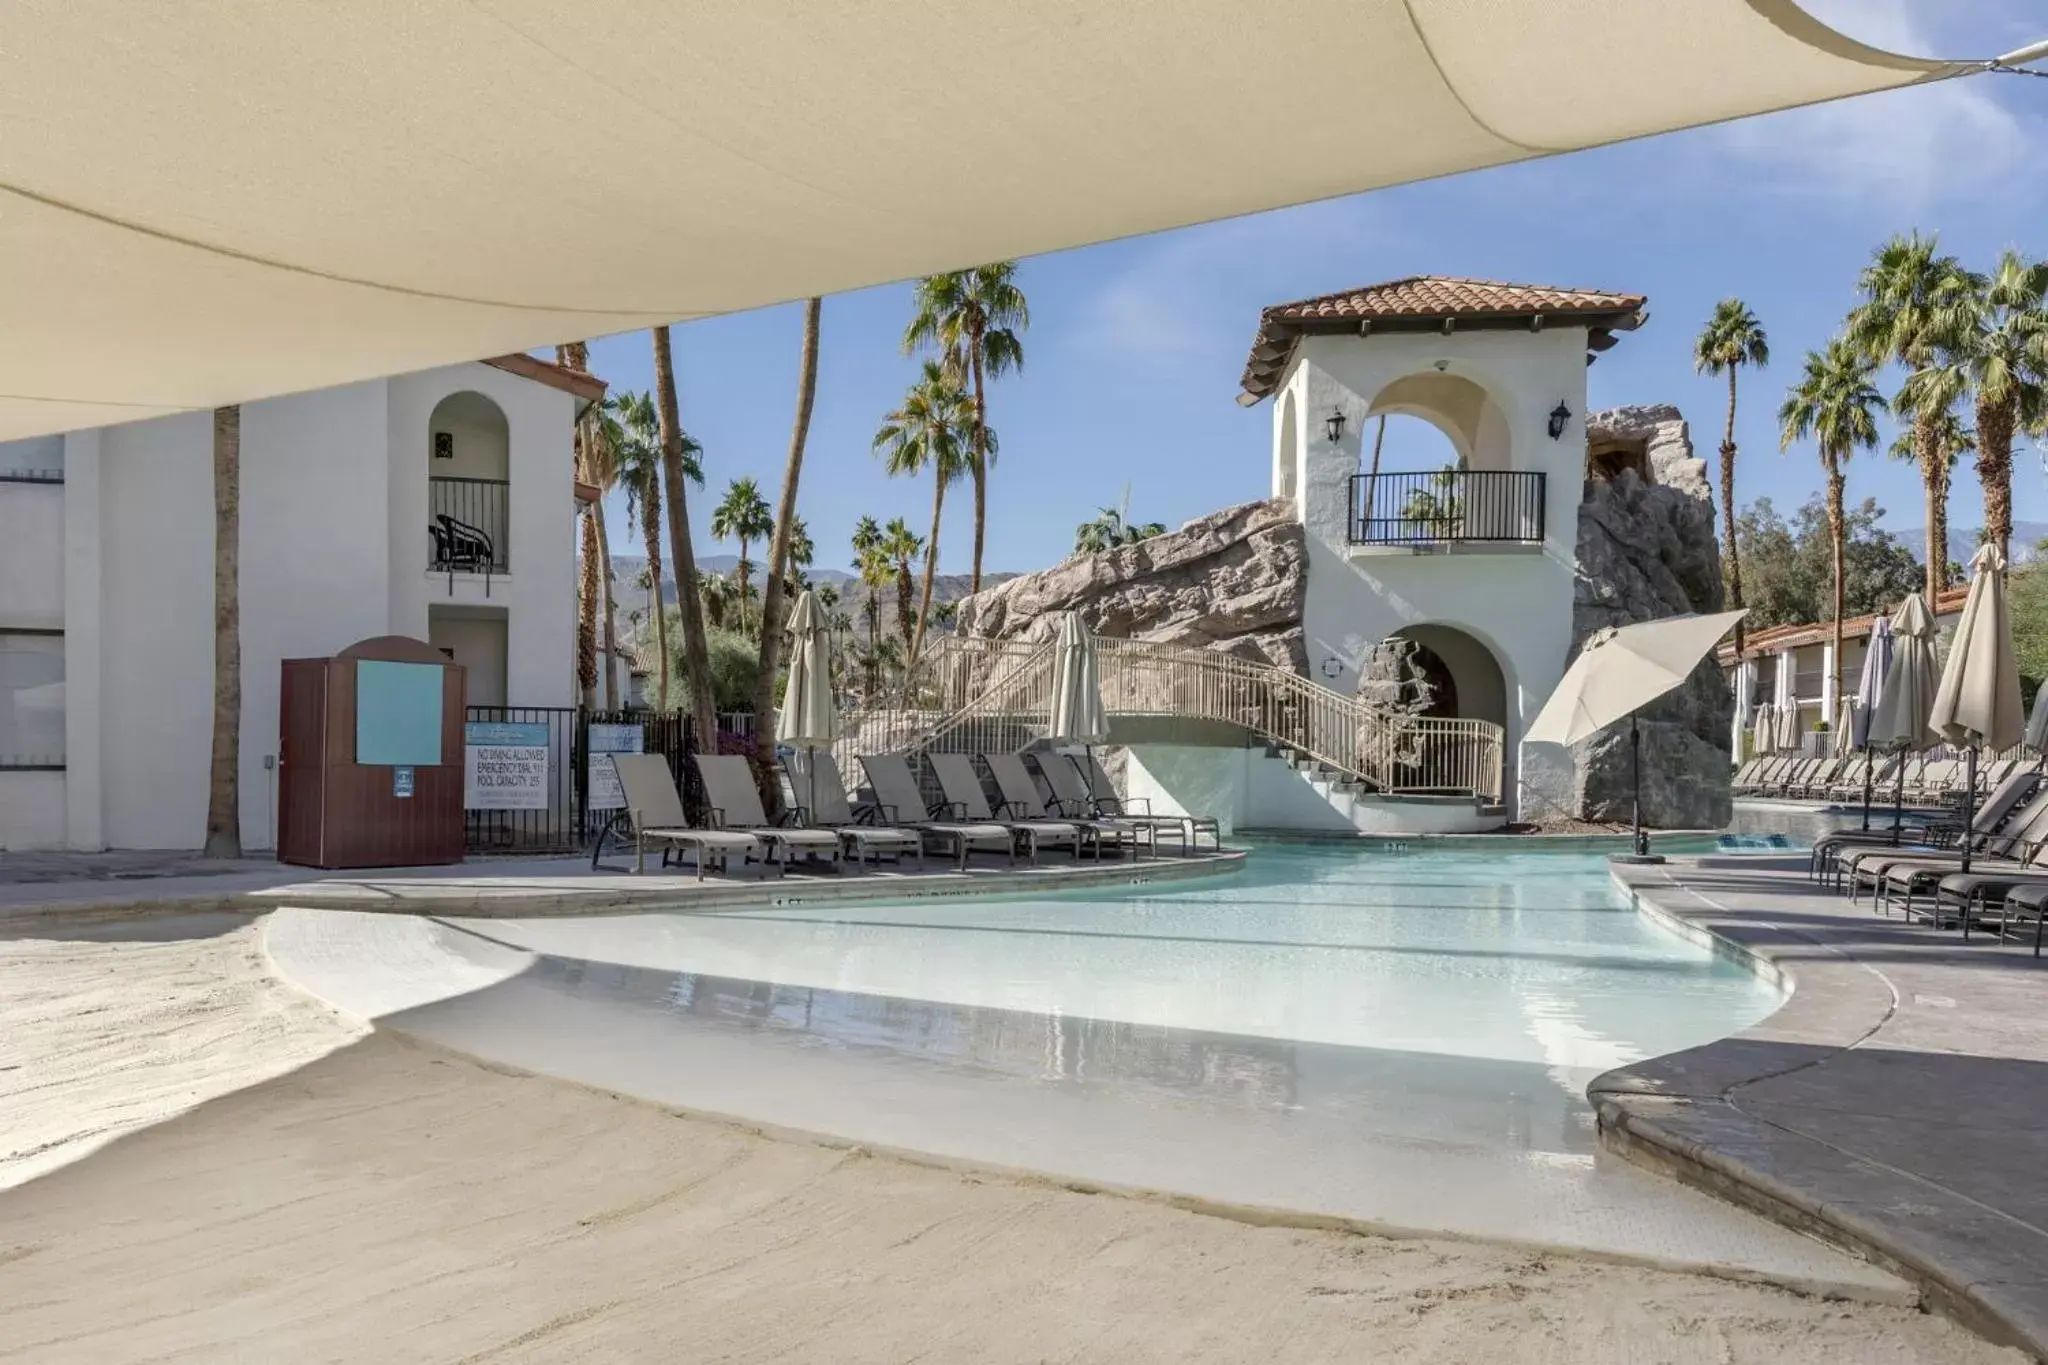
[
  {"left": 1348, "top": 469, "right": 1546, "bottom": 546},
  {"left": 462, "top": 705, "right": 699, "bottom": 855},
  {"left": 430, "top": 476, "right": 511, "bottom": 574}
]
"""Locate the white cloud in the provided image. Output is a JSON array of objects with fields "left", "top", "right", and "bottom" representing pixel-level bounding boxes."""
[{"left": 1712, "top": 0, "right": 2031, "bottom": 210}]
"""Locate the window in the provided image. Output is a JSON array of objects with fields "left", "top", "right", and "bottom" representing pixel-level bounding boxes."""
[{"left": 0, "top": 632, "right": 64, "bottom": 768}]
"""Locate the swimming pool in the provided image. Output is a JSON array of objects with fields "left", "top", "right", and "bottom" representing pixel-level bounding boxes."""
[{"left": 271, "top": 846, "right": 1880, "bottom": 1285}]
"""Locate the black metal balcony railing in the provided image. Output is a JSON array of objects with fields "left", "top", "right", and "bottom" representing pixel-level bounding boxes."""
[
  {"left": 429, "top": 476, "right": 509, "bottom": 575},
  {"left": 1348, "top": 469, "right": 1546, "bottom": 547}
]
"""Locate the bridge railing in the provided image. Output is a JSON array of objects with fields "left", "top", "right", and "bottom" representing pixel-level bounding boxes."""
[{"left": 834, "top": 635, "right": 1504, "bottom": 806}]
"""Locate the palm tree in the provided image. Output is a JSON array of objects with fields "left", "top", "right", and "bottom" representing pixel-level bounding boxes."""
[
  {"left": 1924, "top": 250, "right": 2048, "bottom": 563},
  {"left": 699, "top": 571, "right": 735, "bottom": 632},
  {"left": 750, "top": 297, "right": 823, "bottom": 808},
  {"left": 613, "top": 389, "right": 702, "bottom": 708},
  {"left": 582, "top": 386, "right": 623, "bottom": 709},
  {"left": 850, "top": 515, "right": 888, "bottom": 694},
  {"left": 560, "top": 344, "right": 601, "bottom": 706},
  {"left": 880, "top": 517, "right": 925, "bottom": 658},
  {"left": 1693, "top": 299, "right": 1768, "bottom": 648},
  {"left": 873, "top": 360, "right": 972, "bottom": 665},
  {"left": 782, "top": 514, "right": 815, "bottom": 576},
  {"left": 1886, "top": 407, "right": 1973, "bottom": 586},
  {"left": 1846, "top": 232, "right": 1975, "bottom": 602},
  {"left": 203, "top": 405, "right": 241, "bottom": 858},
  {"left": 653, "top": 325, "right": 716, "bottom": 744},
  {"left": 710, "top": 476, "right": 773, "bottom": 631},
  {"left": 903, "top": 263, "right": 1029, "bottom": 593},
  {"left": 1074, "top": 507, "right": 1167, "bottom": 554},
  {"left": 1780, "top": 338, "right": 1886, "bottom": 699}
]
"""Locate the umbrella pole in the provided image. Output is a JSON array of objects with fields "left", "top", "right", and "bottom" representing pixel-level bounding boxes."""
[
  {"left": 1631, "top": 712, "right": 1648, "bottom": 859},
  {"left": 1892, "top": 755, "right": 1905, "bottom": 843},
  {"left": 1860, "top": 741, "right": 1873, "bottom": 832},
  {"left": 1958, "top": 747, "right": 1979, "bottom": 882}
]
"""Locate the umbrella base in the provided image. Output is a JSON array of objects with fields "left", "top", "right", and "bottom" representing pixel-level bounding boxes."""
[{"left": 1609, "top": 853, "right": 1667, "bottom": 866}]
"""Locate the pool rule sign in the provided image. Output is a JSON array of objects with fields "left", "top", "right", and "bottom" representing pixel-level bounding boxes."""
[
  {"left": 585, "top": 723, "right": 643, "bottom": 811},
  {"left": 463, "top": 721, "right": 550, "bottom": 810}
]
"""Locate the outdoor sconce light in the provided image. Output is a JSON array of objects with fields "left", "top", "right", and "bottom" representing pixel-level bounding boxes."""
[
  {"left": 1320, "top": 656, "right": 1343, "bottom": 679},
  {"left": 1324, "top": 408, "right": 1347, "bottom": 444},
  {"left": 1547, "top": 402, "right": 1572, "bottom": 440}
]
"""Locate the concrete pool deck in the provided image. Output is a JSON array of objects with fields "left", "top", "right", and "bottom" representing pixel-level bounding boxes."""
[{"left": 1601, "top": 855, "right": 2048, "bottom": 1359}]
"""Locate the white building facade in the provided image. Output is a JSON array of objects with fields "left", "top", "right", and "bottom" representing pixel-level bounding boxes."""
[{"left": 0, "top": 354, "right": 599, "bottom": 852}]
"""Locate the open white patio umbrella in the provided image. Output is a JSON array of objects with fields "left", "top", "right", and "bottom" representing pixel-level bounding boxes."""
[
  {"left": 1525, "top": 608, "right": 1745, "bottom": 860},
  {"left": 1869, "top": 594, "right": 1943, "bottom": 840},
  {"left": 775, "top": 590, "right": 838, "bottom": 823},
  {"left": 1852, "top": 615, "right": 1893, "bottom": 829},
  {"left": 1929, "top": 545, "right": 2024, "bottom": 873}
]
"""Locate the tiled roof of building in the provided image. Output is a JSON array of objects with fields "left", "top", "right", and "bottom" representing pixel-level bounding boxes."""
[
  {"left": 1716, "top": 587, "right": 1968, "bottom": 666},
  {"left": 1238, "top": 276, "right": 1647, "bottom": 402},
  {"left": 482, "top": 353, "right": 608, "bottom": 403}
]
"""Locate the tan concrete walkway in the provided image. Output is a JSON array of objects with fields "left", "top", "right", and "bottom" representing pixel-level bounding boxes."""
[{"left": 1599, "top": 855, "right": 2048, "bottom": 1359}]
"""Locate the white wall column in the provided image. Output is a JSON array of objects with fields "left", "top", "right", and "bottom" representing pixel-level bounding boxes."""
[
  {"left": 62, "top": 429, "right": 104, "bottom": 850},
  {"left": 1819, "top": 641, "right": 1838, "bottom": 733}
]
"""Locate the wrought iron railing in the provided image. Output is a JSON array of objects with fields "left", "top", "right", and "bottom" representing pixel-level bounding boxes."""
[
  {"left": 429, "top": 476, "right": 510, "bottom": 574},
  {"left": 1348, "top": 469, "right": 1546, "bottom": 546},
  {"left": 834, "top": 634, "right": 1505, "bottom": 805}
]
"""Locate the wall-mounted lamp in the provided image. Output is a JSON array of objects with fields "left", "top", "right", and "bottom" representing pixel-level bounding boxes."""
[
  {"left": 1547, "top": 402, "right": 1573, "bottom": 440},
  {"left": 433, "top": 431, "right": 455, "bottom": 460},
  {"left": 1324, "top": 408, "right": 1347, "bottom": 444},
  {"left": 1319, "top": 656, "right": 1343, "bottom": 679}
]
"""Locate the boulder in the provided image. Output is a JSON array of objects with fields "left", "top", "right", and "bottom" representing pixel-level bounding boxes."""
[
  {"left": 1529, "top": 405, "right": 1734, "bottom": 829},
  {"left": 954, "top": 498, "right": 1308, "bottom": 670}
]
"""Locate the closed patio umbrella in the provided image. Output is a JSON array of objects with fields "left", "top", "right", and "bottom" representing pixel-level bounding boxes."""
[
  {"left": 1853, "top": 615, "right": 1893, "bottom": 830},
  {"left": 1929, "top": 545, "right": 2024, "bottom": 874},
  {"left": 1870, "top": 594, "right": 1942, "bottom": 841},
  {"left": 1751, "top": 702, "right": 1777, "bottom": 757},
  {"left": 1525, "top": 608, "right": 1745, "bottom": 861},
  {"left": 1775, "top": 700, "right": 1801, "bottom": 755},
  {"left": 1049, "top": 612, "right": 1110, "bottom": 746},
  {"left": 775, "top": 590, "right": 839, "bottom": 823},
  {"left": 2025, "top": 679, "right": 2048, "bottom": 759},
  {"left": 1831, "top": 696, "right": 1856, "bottom": 757}
]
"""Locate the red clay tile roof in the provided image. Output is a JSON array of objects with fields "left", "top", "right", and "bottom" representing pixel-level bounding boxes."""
[
  {"left": 1239, "top": 276, "right": 1647, "bottom": 402},
  {"left": 1715, "top": 587, "right": 1969, "bottom": 666}
]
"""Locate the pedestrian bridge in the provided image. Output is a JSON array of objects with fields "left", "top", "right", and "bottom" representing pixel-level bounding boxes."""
[{"left": 835, "top": 635, "right": 1505, "bottom": 806}]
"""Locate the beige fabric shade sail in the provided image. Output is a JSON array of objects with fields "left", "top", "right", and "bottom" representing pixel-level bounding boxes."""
[
  {"left": 1526, "top": 611, "right": 1747, "bottom": 748},
  {"left": 0, "top": 0, "right": 2007, "bottom": 440}
]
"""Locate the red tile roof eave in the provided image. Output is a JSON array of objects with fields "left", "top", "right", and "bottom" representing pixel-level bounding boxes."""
[
  {"left": 1714, "top": 588, "right": 1969, "bottom": 666},
  {"left": 482, "top": 353, "right": 608, "bottom": 403}
]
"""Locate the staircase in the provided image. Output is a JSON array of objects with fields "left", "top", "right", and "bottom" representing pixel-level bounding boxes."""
[{"left": 836, "top": 635, "right": 1504, "bottom": 805}]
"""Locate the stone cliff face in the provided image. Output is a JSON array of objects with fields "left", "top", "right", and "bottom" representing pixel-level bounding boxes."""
[
  {"left": 952, "top": 498, "right": 1308, "bottom": 671},
  {"left": 1549, "top": 404, "right": 1734, "bottom": 829}
]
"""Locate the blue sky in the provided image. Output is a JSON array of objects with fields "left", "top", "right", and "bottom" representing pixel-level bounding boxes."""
[{"left": 583, "top": 0, "right": 2046, "bottom": 578}]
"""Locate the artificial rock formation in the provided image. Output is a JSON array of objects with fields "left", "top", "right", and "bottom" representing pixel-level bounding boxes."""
[
  {"left": 1538, "top": 404, "right": 1734, "bottom": 829},
  {"left": 953, "top": 498, "right": 1308, "bottom": 670}
]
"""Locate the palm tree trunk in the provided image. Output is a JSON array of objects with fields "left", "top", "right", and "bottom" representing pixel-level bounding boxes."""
[
  {"left": 1977, "top": 393, "right": 2017, "bottom": 564},
  {"left": 642, "top": 495, "right": 670, "bottom": 709},
  {"left": 576, "top": 507, "right": 600, "bottom": 707},
  {"left": 911, "top": 479, "right": 946, "bottom": 667},
  {"left": 968, "top": 327, "right": 989, "bottom": 595},
  {"left": 894, "top": 564, "right": 915, "bottom": 655},
  {"left": 1932, "top": 457, "right": 1951, "bottom": 598},
  {"left": 1720, "top": 369, "right": 1743, "bottom": 653},
  {"left": 1917, "top": 413, "right": 1945, "bottom": 606},
  {"left": 203, "top": 406, "right": 242, "bottom": 858},
  {"left": 864, "top": 592, "right": 882, "bottom": 695},
  {"left": 594, "top": 504, "right": 619, "bottom": 710},
  {"left": 1827, "top": 459, "right": 1846, "bottom": 701},
  {"left": 735, "top": 537, "right": 750, "bottom": 634},
  {"left": 654, "top": 325, "right": 717, "bottom": 745},
  {"left": 750, "top": 297, "right": 822, "bottom": 811}
]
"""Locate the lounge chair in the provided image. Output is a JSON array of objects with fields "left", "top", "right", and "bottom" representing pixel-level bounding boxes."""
[
  {"left": 1982, "top": 879, "right": 2048, "bottom": 956},
  {"left": 1851, "top": 790, "right": 2048, "bottom": 912},
  {"left": 984, "top": 752, "right": 1147, "bottom": 860},
  {"left": 599, "top": 753, "right": 772, "bottom": 879},
  {"left": 927, "top": 752, "right": 1084, "bottom": 862},
  {"left": 1076, "top": 751, "right": 1223, "bottom": 852},
  {"left": 692, "top": 754, "right": 844, "bottom": 872},
  {"left": 1812, "top": 768, "right": 2038, "bottom": 883},
  {"left": 781, "top": 750, "right": 926, "bottom": 871},
  {"left": 858, "top": 753, "right": 1017, "bottom": 870},
  {"left": 1031, "top": 751, "right": 1191, "bottom": 857}
]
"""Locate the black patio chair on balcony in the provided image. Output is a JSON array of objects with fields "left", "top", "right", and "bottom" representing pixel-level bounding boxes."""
[{"left": 430, "top": 513, "right": 497, "bottom": 591}]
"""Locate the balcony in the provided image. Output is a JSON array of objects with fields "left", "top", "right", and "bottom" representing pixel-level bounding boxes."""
[
  {"left": 1348, "top": 470, "right": 1546, "bottom": 549},
  {"left": 430, "top": 476, "right": 509, "bottom": 576}
]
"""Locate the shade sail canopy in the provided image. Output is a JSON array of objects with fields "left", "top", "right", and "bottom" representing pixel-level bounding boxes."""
[
  {"left": 0, "top": 0, "right": 1986, "bottom": 440},
  {"left": 1525, "top": 610, "right": 1745, "bottom": 747}
]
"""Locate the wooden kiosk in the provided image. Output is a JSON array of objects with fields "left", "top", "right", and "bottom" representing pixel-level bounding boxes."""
[{"left": 277, "top": 636, "right": 466, "bottom": 868}]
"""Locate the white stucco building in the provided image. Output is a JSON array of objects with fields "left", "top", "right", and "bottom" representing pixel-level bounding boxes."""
[
  {"left": 1129, "top": 277, "right": 1648, "bottom": 833},
  {"left": 0, "top": 354, "right": 602, "bottom": 852}
]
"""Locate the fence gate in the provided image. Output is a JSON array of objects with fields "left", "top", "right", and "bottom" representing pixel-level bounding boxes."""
[{"left": 462, "top": 706, "right": 698, "bottom": 855}]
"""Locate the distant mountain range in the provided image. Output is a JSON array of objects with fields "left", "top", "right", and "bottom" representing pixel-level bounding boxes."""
[
  {"left": 1890, "top": 523, "right": 2048, "bottom": 568},
  {"left": 610, "top": 554, "right": 1019, "bottom": 636}
]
